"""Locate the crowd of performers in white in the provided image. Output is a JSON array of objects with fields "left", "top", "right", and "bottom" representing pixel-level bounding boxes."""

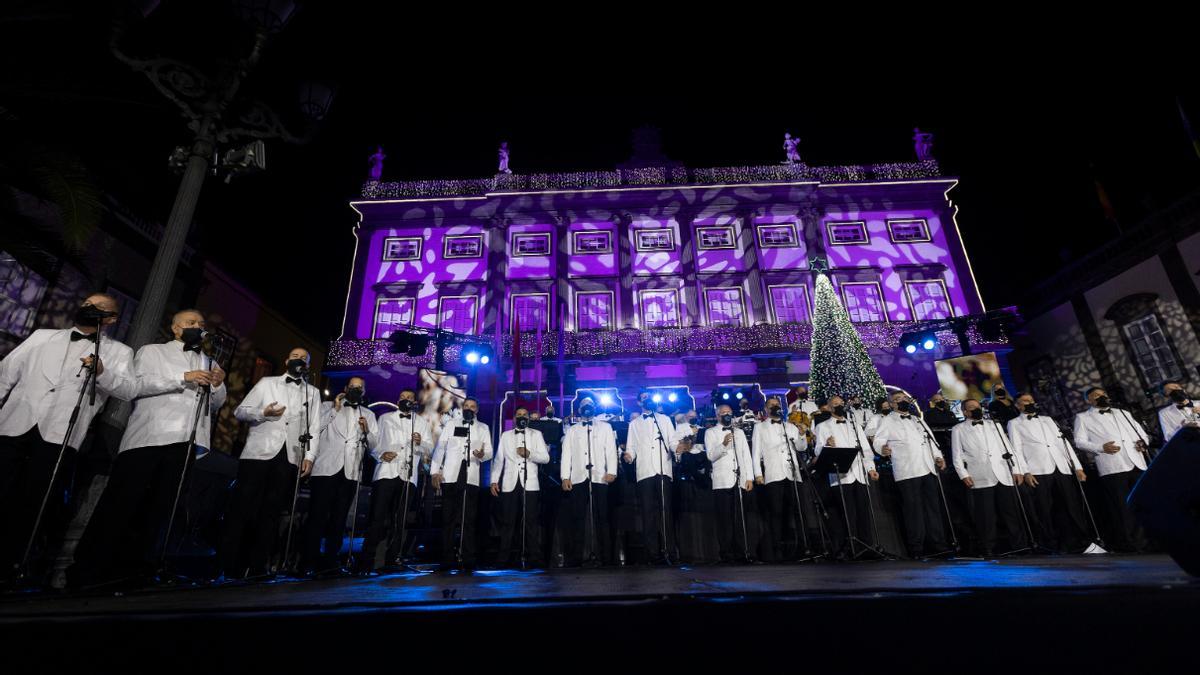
[{"left": 0, "top": 294, "right": 1197, "bottom": 589}]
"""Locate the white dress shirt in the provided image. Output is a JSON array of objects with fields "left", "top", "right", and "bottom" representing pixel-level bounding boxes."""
[
  {"left": 311, "top": 401, "right": 379, "bottom": 480},
  {"left": 561, "top": 419, "right": 618, "bottom": 485},
  {"left": 789, "top": 399, "right": 819, "bottom": 416},
  {"left": 119, "top": 340, "right": 227, "bottom": 453},
  {"left": 865, "top": 412, "right": 889, "bottom": 437},
  {"left": 1158, "top": 401, "right": 1199, "bottom": 443},
  {"left": 1072, "top": 407, "right": 1149, "bottom": 477},
  {"left": 752, "top": 418, "right": 806, "bottom": 484},
  {"left": 951, "top": 419, "right": 1024, "bottom": 488},
  {"left": 374, "top": 411, "right": 432, "bottom": 484},
  {"left": 493, "top": 427, "right": 549, "bottom": 492},
  {"left": 431, "top": 419, "right": 493, "bottom": 487},
  {"left": 625, "top": 412, "right": 677, "bottom": 481},
  {"left": 1008, "top": 414, "right": 1077, "bottom": 476},
  {"left": 234, "top": 374, "right": 322, "bottom": 466},
  {"left": 0, "top": 328, "right": 137, "bottom": 449},
  {"left": 813, "top": 417, "right": 875, "bottom": 486},
  {"left": 871, "top": 412, "right": 943, "bottom": 482},
  {"left": 704, "top": 425, "right": 754, "bottom": 491}
]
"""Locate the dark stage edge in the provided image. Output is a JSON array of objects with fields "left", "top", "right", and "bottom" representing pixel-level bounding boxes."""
[{"left": 1, "top": 555, "right": 1196, "bottom": 671}]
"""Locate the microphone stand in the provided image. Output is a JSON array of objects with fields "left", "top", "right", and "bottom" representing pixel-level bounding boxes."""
[
  {"left": 779, "top": 425, "right": 814, "bottom": 560},
  {"left": 1111, "top": 403, "right": 1154, "bottom": 461},
  {"left": 457, "top": 420, "right": 474, "bottom": 568},
  {"left": 1053, "top": 421, "right": 1105, "bottom": 549},
  {"left": 912, "top": 414, "right": 960, "bottom": 556},
  {"left": 794, "top": 433, "right": 833, "bottom": 559},
  {"left": 343, "top": 409, "right": 368, "bottom": 573},
  {"left": 849, "top": 420, "right": 895, "bottom": 559},
  {"left": 583, "top": 420, "right": 600, "bottom": 567},
  {"left": 155, "top": 345, "right": 214, "bottom": 584},
  {"left": 984, "top": 413, "right": 1037, "bottom": 556},
  {"left": 647, "top": 411, "right": 674, "bottom": 565},
  {"left": 387, "top": 407, "right": 419, "bottom": 570},
  {"left": 12, "top": 324, "right": 102, "bottom": 584},
  {"left": 282, "top": 370, "right": 314, "bottom": 575},
  {"left": 722, "top": 425, "right": 752, "bottom": 563},
  {"left": 518, "top": 427, "right": 529, "bottom": 570}
]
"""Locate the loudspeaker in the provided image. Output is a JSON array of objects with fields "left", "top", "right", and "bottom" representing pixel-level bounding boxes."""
[{"left": 1129, "top": 427, "right": 1200, "bottom": 576}]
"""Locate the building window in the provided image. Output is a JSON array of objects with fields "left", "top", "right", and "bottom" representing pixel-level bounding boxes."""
[
  {"left": 635, "top": 228, "right": 675, "bottom": 252},
  {"left": 512, "top": 232, "right": 552, "bottom": 257},
  {"left": 383, "top": 236, "right": 422, "bottom": 261},
  {"left": 705, "top": 288, "right": 745, "bottom": 327},
  {"left": 0, "top": 253, "right": 48, "bottom": 340},
  {"left": 826, "top": 221, "right": 869, "bottom": 246},
  {"left": 444, "top": 235, "right": 484, "bottom": 259},
  {"left": 641, "top": 289, "right": 680, "bottom": 329},
  {"left": 373, "top": 297, "right": 415, "bottom": 339},
  {"left": 573, "top": 230, "right": 612, "bottom": 254},
  {"left": 887, "top": 219, "right": 931, "bottom": 243},
  {"left": 696, "top": 226, "right": 736, "bottom": 250},
  {"left": 841, "top": 282, "right": 886, "bottom": 322},
  {"left": 511, "top": 293, "right": 550, "bottom": 332},
  {"left": 905, "top": 279, "right": 952, "bottom": 320},
  {"left": 438, "top": 296, "right": 477, "bottom": 335},
  {"left": 757, "top": 223, "right": 799, "bottom": 248},
  {"left": 769, "top": 285, "right": 810, "bottom": 323},
  {"left": 1122, "top": 314, "right": 1183, "bottom": 387},
  {"left": 576, "top": 291, "right": 614, "bottom": 331}
]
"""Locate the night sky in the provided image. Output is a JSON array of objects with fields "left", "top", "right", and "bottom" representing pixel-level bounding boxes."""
[{"left": 4, "top": 2, "right": 1199, "bottom": 343}]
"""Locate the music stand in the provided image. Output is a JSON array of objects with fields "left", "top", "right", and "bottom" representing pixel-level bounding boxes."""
[{"left": 811, "top": 447, "right": 895, "bottom": 560}]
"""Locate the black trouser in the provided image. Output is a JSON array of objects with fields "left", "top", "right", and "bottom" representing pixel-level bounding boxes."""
[
  {"left": 637, "top": 475, "right": 674, "bottom": 563},
  {"left": 895, "top": 473, "right": 948, "bottom": 557},
  {"left": 713, "top": 487, "right": 752, "bottom": 562},
  {"left": 568, "top": 480, "right": 611, "bottom": 565},
  {"left": 70, "top": 443, "right": 191, "bottom": 586},
  {"left": 441, "top": 479, "right": 479, "bottom": 566},
  {"left": 827, "top": 480, "right": 875, "bottom": 555},
  {"left": 760, "top": 479, "right": 807, "bottom": 561},
  {"left": 362, "top": 476, "right": 416, "bottom": 569},
  {"left": 967, "top": 484, "right": 1028, "bottom": 555},
  {"left": 497, "top": 484, "right": 541, "bottom": 566},
  {"left": 0, "top": 428, "right": 76, "bottom": 575},
  {"left": 1029, "top": 471, "right": 1091, "bottom": 552},
  {"left": 301, "top": 472, "right": 357, "bottom": 571},
  {"left": 220, "top": 446, "right": 297, "bottom": 577},
  {"left": 1100, "top": 469, "right": 1146, "bottom": 551}
]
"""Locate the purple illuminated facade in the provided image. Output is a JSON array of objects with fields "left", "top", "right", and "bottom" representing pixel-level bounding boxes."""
[{"left": 329, "top": 160, "right": 1004, "bottom": 413}]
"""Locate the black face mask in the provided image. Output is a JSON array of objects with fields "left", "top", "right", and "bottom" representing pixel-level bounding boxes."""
[
  {"left": 398, "top": 398, "right": 414, "bottom": 411},
  {"left": 851, "top": 402, "right": 863, "bottom": 409},
  {"left": 181, "top": 327, "right": 205, "bottom": 348},
  {"left": 881, "top": 407, "right": 892, "bottom": 414},
  {"left": 515, "top": 416, "right": 528, "bottom": 430},
  {"left": 720, "top": 414, "right": 734, "bottom": 427},
  {"left": 286, "top": 358, "right": 307, "bottom": 376},
  {"left": 345, "top": 387, "right": 364, "bottom": 405},
  {"left": 995, "top": 389, "right": 1007, "bottom": 398},
  {"left": 969, "top": 408, "right": 984, "bottom": 421},
  {"left": 833, "top": 405, "right": 847, "bottom": 418},
  {"left": 1095, "top": 396, "right": 1110, "bottom": 409},
  {"left": 768, "top": 405, "right": 782, "bottom": 418},
  {"left": 74, "top": 304, "right": 112, "bottom": 328},
  {"left": 897, "top": 401, "right": 913, "bottom": 414},
  {"left": 641, "top": 400, "right": 656, "bottom": 412},
  {"left": 580, "top": 405, "right": 595, "bottom": 418},
  {"left": 1024, "top": 403, "right": 1039, "bottom": 415},
  {"left": 462, "top": 409, "right": 476, "bottom": 423},
  {"left": 796, "top": 392, "right": 808, "bottom": 401},
  {"left": 935, "top": 401, "right": 948, "bottom": 410},
  {"left": 1169, "top": 390, "right": 1188, "bottom": 403},
  {"left": 544, "top": 410, "right": 554, "bottom": 418}
]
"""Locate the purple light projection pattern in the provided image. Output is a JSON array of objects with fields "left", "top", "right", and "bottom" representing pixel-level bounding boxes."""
[{"left": 328, "top": 322, "right": 1010, "bottom": 367}]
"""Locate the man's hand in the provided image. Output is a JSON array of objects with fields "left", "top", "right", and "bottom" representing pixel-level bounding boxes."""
[
  {"left": 1102, "top": 441, "right": 1121, "bottom": 454},
  {"left": 962, "top": 476, "right": 975, "bottom": 488},
  {"left": 184, "top": 370, "right": 213, "bottom": 386},
  {"left": 358, "top": 417, "right": 369, "bottom": 432},
  {"left": 1025, "top": 474, "right": 1038, "bottom": 488},
  {"left": 381, "top": 451, "right": 398, "bottom": 462},
  {"left": 209, "top": 364, "right": 225, "bottom": 387},
  {"left": 603, "top": 473, "right": 616, "bottom": 484},
  {"left": 1013, "top": 473, "right": 1024, "bottom": 486},
  {"left": 431, "top": 474, "right": 443, "bottom": 490},
  {"left": 755, "top": 476, "right": 764, "bottom": 485},
  {"left": 935, "top": 457, "right": 946, "bottom": 471},
  {"left": 1135, "top": 440, "right": 1148, "bottom": 454},
  {"left": 517, "top": 446, "right": 529, "bottom": 459},
  {"left": 825, "top": 436, "right": 835, "bottom": 448},
  {"left": 472, "top": 447, "right": 485, "bottom": 459},
  {"left": 562, "top": 479, "right": 573, "bottom": 491},
  {"left": 1076, "top": 469, "right": 1087, "bottom": 482},
  {"left": 412, "top": 432, "right": 422, "bottom": 445},
  {"left": 723, "top": 432, "right": 733, "bottom": 447},
  {"left": 623, "top": 452, "right": 634, "bottom": 464},
  {"left": 263, "top": 402, "right": 286, "bottom": 418},
  {"left": 80, "top": 355, "right": 103, "bottom": 375},
  {"left": 490, "top": 483, "right": 500, "bottom": 497},
  {"left": 744, "top": 480, "right": 754, "bottom": 492},
  {"left": 880, "top": 444, "right": 893, "bottom": 457},
  {"left": 301, "top": 459, "right": 313, "bottom": 477},
  {"left": 868, "top": 470, "right": 880, "bottom": 481},
  {"left": 334, "top": 392, "right": 345, "bottom": 411}
]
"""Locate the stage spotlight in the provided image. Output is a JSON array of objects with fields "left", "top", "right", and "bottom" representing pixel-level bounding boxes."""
[
  {"left": 652, "top": 393, "right": 663, "bottom": 403},
  {"left": 480, "top": 355, "right": 490, "bottom": 365},
  {"left": 600, "top": 393, "right": 614, "bottom": 406},
  {"left": 722, "top": 392, "right": 730, "bottom": 400},
  {"left": 900, "top": 329, "right": 937, "bottom": 355},
  {"left": 668, "top": 393, "right": 678, "bottom": 403},
  {"left": 922, "top": 337, "right": 936, "bottom": 351},
  {"left": 735, "top": 391, "right": 744, "bottom": 400},
  {"left": 465, "top": 351, "right": 480, "bottom": 364}
]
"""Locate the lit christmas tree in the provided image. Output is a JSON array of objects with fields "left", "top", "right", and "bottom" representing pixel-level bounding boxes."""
[{"left": 809, "top": 272, "right": 888, "bottom": 407}]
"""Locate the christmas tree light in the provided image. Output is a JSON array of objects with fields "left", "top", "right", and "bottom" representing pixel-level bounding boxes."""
[{"left": 809, "top": 273, "right": 888, "bottom": 407}]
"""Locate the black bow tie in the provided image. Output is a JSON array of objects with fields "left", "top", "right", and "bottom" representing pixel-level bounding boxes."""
[
  {"left": 286, "top": 376, "right": 302, "bottom": 385},
  {"left": 900, "top": 415, "right": 911, "bottom": 420},
  {"left": 771, "top": 419, "right": 783, "bottom": 424},
  {"left": 183, "top": 342, "right": 202, "bottom": 353},
  {"left": 1098, "top": 409, "right": 1111, "bottom": 415},
  {"left": 1026, "top": 414, "right": 1038, "bottom": 419},
  {"left": 836, "top": 420, "right": 847, "bottom": 424},
  {"left": 642, "top": 413, "right": 653, "bottom": 419},
  {"left": 399, "top": 413, "right": 411, "bottom": 419},
  {"left": 972, "top": 420, "right": 984, "bottom": 426},
  {"left": 69, "top": 330, "right": 91, "bottom": 342},
  {"left": 345, "top": 402, "right": 359, "bottom": 409},
  {"left": 1178, "top": 405, "right": 1191, "bottom": 411},
  {"left": 582, "top": 421, "right": 593, "bottom": 427}
]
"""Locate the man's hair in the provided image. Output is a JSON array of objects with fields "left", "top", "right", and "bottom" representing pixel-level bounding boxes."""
[
  {"left": 171, "top": 308, "right": 204, "bottom": 324},
  {"left": 84, "top": 292, "right": 119, "bottom": 308},
  {"left": 399, "top": 388, "right": 416, "bottom": 398},
  {"left": 464, "top": 396, "right": 479, "bottom": 406},
  {"left": 515, "top": 406, "right": 528, "bottom": 415},
  {"left": 1084, "top": 387, "right": 1105, "bottom": 400},
  {"left": 1162, "top": 381, "right": 1181, "bottom": 391}
]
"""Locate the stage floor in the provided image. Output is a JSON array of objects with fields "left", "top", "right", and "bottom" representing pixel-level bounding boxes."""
[{"left": 0, "top": 553, "right": 1193, "bottom": 621}]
